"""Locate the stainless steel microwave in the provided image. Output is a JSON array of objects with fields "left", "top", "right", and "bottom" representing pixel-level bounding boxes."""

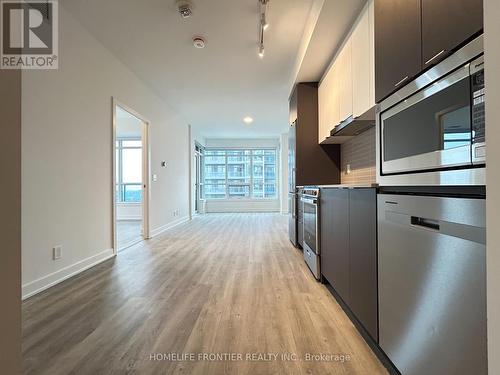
[{"left": 378, "top": 35, "right": 485, "bottom": 184}]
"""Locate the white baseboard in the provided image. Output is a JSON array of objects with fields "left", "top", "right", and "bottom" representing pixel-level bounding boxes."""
[
  {"left": 150, "top": 216, "right": 190, "bottom": 238},
  {"left": 22, "top": 248, "right": 115, "bottom": 300},
  {"left": 204, "top": 199, "right": 280, "bottom": 213},
  {"left": 206, "top": 209, "right": 280, "bottom": 213}
]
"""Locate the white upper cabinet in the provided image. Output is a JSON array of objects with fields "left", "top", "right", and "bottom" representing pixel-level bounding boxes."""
[
  {"left": 352, "top": 1, "right": 375, "bottom": 118},
  {"left": 318, "top": 74, "right": 328, "bottom": 142},
  {"left": 338, "top": 40, "right": 353, "bottom": 123},
  {"left": 318, "top": 60, "right": 339, "bottom": 143},
  {"left": 330, "top": 62, "right": 340, "bottom": 132},
  {"left": 317, "top": 0, "right": 375, "bottom": 143},
  {"left": 368, "top": 0, "right": 375, "bottom": 111}
]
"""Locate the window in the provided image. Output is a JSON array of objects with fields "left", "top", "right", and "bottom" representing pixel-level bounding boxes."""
[
  {"left": 204, "top": 149, "right": 278, "bottom": 199},
  {"left": 116, "top": 139, "right": 142, "bottom": 203}
]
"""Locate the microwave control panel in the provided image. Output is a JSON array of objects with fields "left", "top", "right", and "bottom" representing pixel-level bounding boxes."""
[
  {"left": 471, "top": 57, "right": 485, "bottom": 164},
  {"left": 472, "top": 68, "right": 485, "bottom": 145}
]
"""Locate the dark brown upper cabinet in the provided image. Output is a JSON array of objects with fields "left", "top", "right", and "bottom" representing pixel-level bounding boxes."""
[
  {"left": 289, "top": 83, "right": 341, "bottom": 188},
  {"left": 374, "top": 0, "right": 422, "bottom": 103},
  {"left": 375, "top": 0, "right": 484, "bottom": 102},
  {"left": 421, "top": 0, "right": 483, "bottom": 68}
]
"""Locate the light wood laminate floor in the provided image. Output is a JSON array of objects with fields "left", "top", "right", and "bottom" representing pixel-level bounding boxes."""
[
  {"left": 23, "top": 213, "right": 387, "bottom": 375},
  {"left": 117, "top": 220, "right": 143, "bottom": 250}
]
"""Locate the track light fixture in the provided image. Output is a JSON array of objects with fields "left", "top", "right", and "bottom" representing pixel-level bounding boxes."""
[
  {"left": 258, "top": 0, "right": 269, "bottom": 58},
  {"left": 258, "top": 43, "right": 265, "bottom": 58}
]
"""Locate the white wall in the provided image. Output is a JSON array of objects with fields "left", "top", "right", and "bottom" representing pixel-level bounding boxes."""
[
  {"left": 204, "top": 138, "right": 281, "bottom": 213},
  {"left": 21, "top": 6, "right": 190, "bottom": 298},
  {"left": 116, "top": 203, "right": 142, "bottom": 221},
  {"left": 485, "top": 1, "right": 500, "bottom": 373}
]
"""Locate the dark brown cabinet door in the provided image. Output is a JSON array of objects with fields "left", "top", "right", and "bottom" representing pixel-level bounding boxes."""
[
  {"left": 374, "top": 0, "right": 422, "bottom": 102},
  {"left": 320, "top": 188, "right": 350, "bottom": 303},
  {"left": 348, "top": 189, "right": 378, "bottom": 341},
  {"left": 421, "top": 0, "right": 483, "bottom": 68}
]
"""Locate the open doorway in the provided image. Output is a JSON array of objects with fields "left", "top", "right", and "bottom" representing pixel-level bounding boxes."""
[
  {"left": 194, "top": 143, "right": 204, "bottom": 214},
  {"left": 113, "top": 99, "right": 150, "bottom": 252}
]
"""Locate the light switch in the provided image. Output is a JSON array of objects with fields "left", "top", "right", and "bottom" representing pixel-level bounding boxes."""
[{"left": 152, "top": 174, "right": 158, "bottom": 182}]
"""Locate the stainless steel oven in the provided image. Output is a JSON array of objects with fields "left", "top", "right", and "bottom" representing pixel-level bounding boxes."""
[
  {"left": 301, "top": 187, "right": 320, "bottom": 280},
  {"left": 297, "top": 187, "right": 304, "bottom": 248},
  {"left": 377, "top": 34, "right": 485, "bottom": 186},
  {"left": 288, "top": 191, "right": 297, "bottom": 247}
]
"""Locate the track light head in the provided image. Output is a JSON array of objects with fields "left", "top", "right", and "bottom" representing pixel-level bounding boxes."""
[
  {"left": 258, "top": 44, "right": 265, "bottom": 58},
  {"left": 261, "top": 13, "right": 269, "bottom": 30},
  {"left": 257, "top": 0, "right": 269, "bottom": 58}
]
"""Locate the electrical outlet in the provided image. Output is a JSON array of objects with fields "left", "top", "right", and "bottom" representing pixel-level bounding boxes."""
[
  {"left": 53, "top": 245, "right": 62, "bottom": 260},
  {"left": 346, "top": 164, "right": 351, "bottom": 175}
]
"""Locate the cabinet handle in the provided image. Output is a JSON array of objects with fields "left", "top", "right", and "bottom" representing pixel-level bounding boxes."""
[
  {"left": 394, "top": 76, "right": 409, "bottom": 88},
  {"left": 425, "top": 49, "right": 446, "bottom": 65}
]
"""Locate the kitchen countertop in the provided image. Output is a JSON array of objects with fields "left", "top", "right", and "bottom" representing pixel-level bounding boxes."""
[{"left": 318, "top": 183, "right": 379, "bottom": 189}]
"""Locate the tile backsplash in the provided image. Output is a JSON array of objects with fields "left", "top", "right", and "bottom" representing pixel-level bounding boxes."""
[{"left": 340, "top": 127, "right": 376, "bottom": 184}]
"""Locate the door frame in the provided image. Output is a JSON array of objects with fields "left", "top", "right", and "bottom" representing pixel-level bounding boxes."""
[{"left": 112, "top": 97, "right": 151, "bottom": 254}]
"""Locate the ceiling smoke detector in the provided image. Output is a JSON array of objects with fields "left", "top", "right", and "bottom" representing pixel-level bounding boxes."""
[
  {"left": 193, "top": 37, "right": 206, "bottom": 49},
  {"left": 177, "top": 0, "right": 193, "bottom": 18}
]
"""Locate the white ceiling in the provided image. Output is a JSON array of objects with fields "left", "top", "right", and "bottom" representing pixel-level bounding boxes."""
[
  {"left": 296, "top": 0, "right": 366, "bottom": 84},
  {"left": 62, "top": 0, "right": 364, "bottom": 139}
]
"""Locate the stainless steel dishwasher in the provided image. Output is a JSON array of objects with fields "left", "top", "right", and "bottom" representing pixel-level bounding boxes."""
[{"left": 378, "top": 194, "right": 487, "bottom": 375}]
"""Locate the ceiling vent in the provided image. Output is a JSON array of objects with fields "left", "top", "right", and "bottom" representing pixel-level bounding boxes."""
[{"left": 177, "top": 0, "right": 193, "bottom": 18}]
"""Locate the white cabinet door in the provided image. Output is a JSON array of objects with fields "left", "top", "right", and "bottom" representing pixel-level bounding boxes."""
[
  {"left": 319, "top": 0, "right": 374, "bottom": 137},
  {"left": 338, "top": 40, "right": 353, "bottom": 124},
  {"left": 352, "top": 4, "right": 371, "bottom": 118},
  {"left": 319, "top": 62, "right": 340, "bottom": 142},
  {"left": 368, "top": 0, "right": 375, "bottom": 108},
  {"left": 330, "top": 62, "right": 340, "bottom": 131},
  {"left": 318, "top": 76, "right": 327, "bottom": 143}
]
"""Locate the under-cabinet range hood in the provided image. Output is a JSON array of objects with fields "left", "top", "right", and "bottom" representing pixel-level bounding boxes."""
[
  {"left": 321, "top": 106, "right": 376, "bottom": 145},
  {"left": 331, "top": 106, "right": 376, "bottom": 137}
]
